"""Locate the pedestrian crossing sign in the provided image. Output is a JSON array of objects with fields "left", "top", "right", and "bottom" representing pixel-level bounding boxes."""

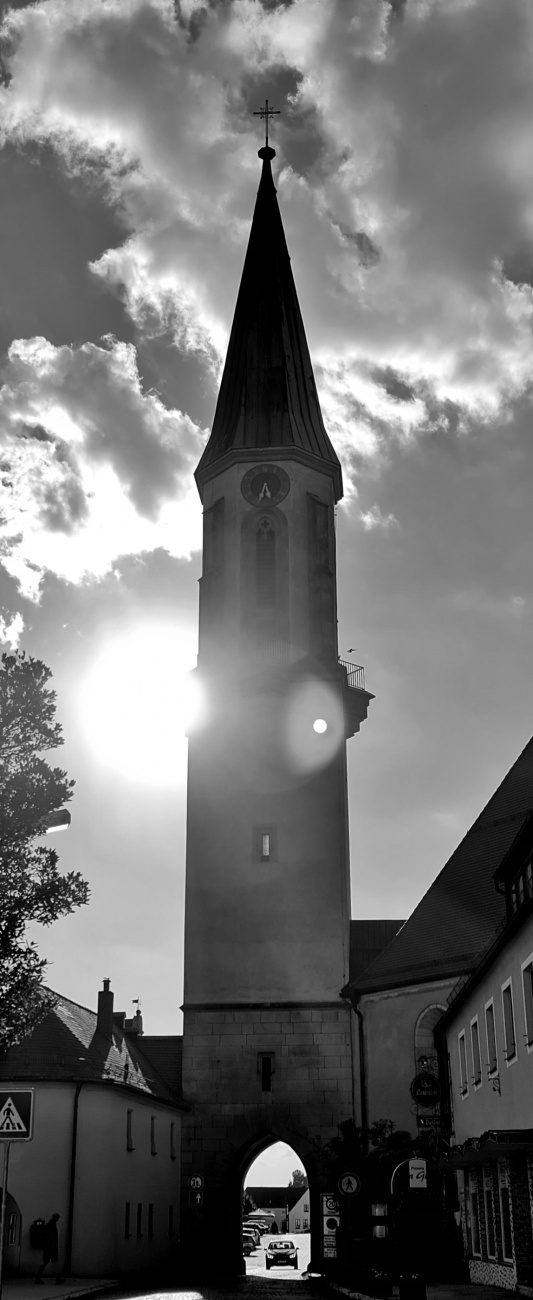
[{"left": 0, "top": 1091, "right": 34, "bottom": 1141}]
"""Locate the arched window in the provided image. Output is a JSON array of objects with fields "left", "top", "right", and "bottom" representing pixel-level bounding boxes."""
[
  {"left": 256, "top": 517, "right": 276, "bottom": 611},
  {"left": 414, "top": 1003, "right": 447, "bottom": 1070}
]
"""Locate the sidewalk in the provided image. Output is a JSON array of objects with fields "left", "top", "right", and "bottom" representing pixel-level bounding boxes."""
[
  {"left": 333, "top": 1284, "right": 520, "bottom": 1300},
  {"left": 3, "top": 1279, "right": 117, "bottom": 1300}
]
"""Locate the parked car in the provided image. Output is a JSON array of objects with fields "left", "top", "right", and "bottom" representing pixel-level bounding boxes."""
[
  {"left": 243, "top": 1225, "right": 261, "bottom": 1245},
  {"left": 265, "top": 1239, "right": 299, "bottom": 1270},
  {"left": 242, "top": 1238, "right": 254, "bottom": 1257}
]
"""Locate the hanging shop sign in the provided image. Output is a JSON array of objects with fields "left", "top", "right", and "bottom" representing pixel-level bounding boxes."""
[{"left": 409, "top": 1072, "right": 441, "bottom": 1107}]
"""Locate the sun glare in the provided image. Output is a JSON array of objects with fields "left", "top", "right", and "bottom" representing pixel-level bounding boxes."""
[{"left": 80, "top": 625, "right": 200, "bottom": 785}]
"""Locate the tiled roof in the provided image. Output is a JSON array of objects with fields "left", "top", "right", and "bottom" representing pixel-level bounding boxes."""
[
  {"left": 0, "top": 991, "right": 182, "bottom": 1106},
  {"left": 349, "top": 919, "right": 405, "bottom": 984},
  {"left": 195, "top": 148, "right": 342, "bottom": 500},
  {"left": 246, "top": 1187, "right": 307, "bottom": 1210},
  {"left": 348, "top": 737, "right": 533, "bottom": 994},
  {"left": 140, "top": 1035, "right": 182, "bottom": 1100}
]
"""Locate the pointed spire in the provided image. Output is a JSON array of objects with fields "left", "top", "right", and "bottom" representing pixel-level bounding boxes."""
[{"left": 195, "top": 148, "right": 343, "bottom": 501}]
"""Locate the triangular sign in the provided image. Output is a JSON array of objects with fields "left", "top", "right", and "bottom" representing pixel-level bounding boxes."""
[{"left": 0, "top": 1096, "right": 27, "bottom": 1133}]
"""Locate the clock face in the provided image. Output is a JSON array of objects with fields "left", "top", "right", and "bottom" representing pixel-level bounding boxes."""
[{"left": 241, "top": 464, "right": 290, "bottom": 507}]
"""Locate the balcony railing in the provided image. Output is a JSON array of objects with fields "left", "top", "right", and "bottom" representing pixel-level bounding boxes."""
[{"left": 338, "top": 658, "right": 366, "bottom": 691}]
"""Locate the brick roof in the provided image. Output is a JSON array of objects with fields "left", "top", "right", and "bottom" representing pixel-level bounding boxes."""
[
  {"left": 347, "top": 737, "right": 533, "bottom": 994},
  {"left": 0, "top": 991, "right": 182, "bottom": 1106},
  {"left": 349, "top": 919, "right": 405, "bottom": 984}
]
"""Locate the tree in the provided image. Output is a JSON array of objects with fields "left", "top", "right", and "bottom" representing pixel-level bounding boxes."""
[
  {"left": 0, "top": 651, "right": 89, "bottom": 1048},
  {"left": 288, "top": 1169, "right": 308, "bottom": 1188}
]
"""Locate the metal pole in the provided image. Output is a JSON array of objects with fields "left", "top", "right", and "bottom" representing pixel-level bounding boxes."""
[{"left": 0, "top": 1142, "right": 11, "bottom": 1300}]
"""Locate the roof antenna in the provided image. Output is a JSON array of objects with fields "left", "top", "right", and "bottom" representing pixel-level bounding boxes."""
[{"left": 253, "top": 98, "right": 280, "bottom": 152}]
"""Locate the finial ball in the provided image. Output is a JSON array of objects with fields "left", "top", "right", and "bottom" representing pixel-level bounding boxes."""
[{"left": 258, "top": 146, "right": 276, "bottom": 161}]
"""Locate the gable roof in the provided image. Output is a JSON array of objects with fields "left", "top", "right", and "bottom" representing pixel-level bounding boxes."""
[
  {"left": 349, "top": 919, "right": 405, "bottom": 984},
  {"left": 347, "top": 737, "right": 533, "bottom": 995},
  {"left": 0, "top": 991, "right": 183, "bottom": 1107},
  {"left": 195, "top": 147, "right": 342, "bottom": 500}
]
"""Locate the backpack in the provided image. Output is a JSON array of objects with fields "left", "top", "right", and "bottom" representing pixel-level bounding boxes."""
[{"left": 30, "top": 1220, "right": 46, "bottom": 1250}]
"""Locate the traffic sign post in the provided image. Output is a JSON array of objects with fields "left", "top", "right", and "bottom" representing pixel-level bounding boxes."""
[
  {"left": 338, "top": 1172, "right": 361, "bottom": 1197},
  {"left": 321, "top": 1194, "right": 340, "bottom": 1261},
  {"left": 0, "top": 1091, "right": 34, "bottom": 1141},
  {"left": 0, "top": 1092, "right": 34, "bottom": 1300}
]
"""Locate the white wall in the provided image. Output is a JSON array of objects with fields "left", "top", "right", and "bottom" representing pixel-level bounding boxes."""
[
  {"left": 5, "top": 1081, "right": 181, "bottom": 1276},
  {"left": 444, "top": 913, "right": 533, "bottom": 1144}
]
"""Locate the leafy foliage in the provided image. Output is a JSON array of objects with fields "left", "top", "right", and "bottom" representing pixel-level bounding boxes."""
[
  {"left": 288, "top": 1169, "right": 308, "bottom": 1188},
  {"left": 0, "top": 652, "right": 89, "bottom": 1048}
]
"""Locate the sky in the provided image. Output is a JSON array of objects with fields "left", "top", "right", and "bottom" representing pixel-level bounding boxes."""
[{"left": 1, "top": 0, "right": 533, "bottom": 1035}]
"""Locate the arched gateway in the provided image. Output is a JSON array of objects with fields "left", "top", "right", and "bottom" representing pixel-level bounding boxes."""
[{"left": 180, "top": 138, "right": 372, "bottom": 1276}]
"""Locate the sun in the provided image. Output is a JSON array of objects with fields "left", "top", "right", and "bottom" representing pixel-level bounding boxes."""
[{"left": 80, "top": 624, "right": 200, "bottom": 785}]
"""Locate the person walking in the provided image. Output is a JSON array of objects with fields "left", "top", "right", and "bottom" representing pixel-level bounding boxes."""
[{"left": 34, "top": 1213, "right": 60, "bottom": 1284}]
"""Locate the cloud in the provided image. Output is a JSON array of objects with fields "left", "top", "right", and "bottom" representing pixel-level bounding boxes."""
[
  {"left": 0, "top": 335, "right": 203, "bottom": 598},
  {"left": 0, "top": 611, "right": 24, "bottom": 648},
  {"left": 359, "top": 504, "right": 399, "bottom": 531},
  {"left": 1, "top": 0, "right": 533, "bottom": 511}
]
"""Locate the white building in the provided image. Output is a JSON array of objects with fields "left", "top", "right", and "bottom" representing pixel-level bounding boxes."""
[{"left": 0, "top": 981, "right": 184, "bottom": 1277}]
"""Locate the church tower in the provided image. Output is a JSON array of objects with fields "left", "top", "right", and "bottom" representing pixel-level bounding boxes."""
[{"left": 180, "top": 140, "right": 372, "bottom": 1274}]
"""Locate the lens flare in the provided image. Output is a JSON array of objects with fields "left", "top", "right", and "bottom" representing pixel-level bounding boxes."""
[{"left": 284, "top": 680, "right": 344, "bottom": 775}]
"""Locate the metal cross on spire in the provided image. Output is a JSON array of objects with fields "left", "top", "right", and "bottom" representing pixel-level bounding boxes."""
[{"left": 253, "top": 98, "right": 280, "bottom": 149}]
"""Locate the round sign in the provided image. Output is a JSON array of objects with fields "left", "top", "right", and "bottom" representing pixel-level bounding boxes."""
[
  {"left": 410, "top": 1072, "right": 441, "bottom": 1107},
  {"left": 188, "top": 1175, "right": 204, "bottom": 1190},
  {"left": 338, "top": 1172, "right": 361, "bottom": 1197}
]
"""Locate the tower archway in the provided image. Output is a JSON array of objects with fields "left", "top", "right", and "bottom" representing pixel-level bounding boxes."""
[{"left": 242, "top": 1139, "right": 311, "bottom": 1275}]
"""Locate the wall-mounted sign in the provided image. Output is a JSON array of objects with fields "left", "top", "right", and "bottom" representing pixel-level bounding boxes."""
[
  {"left": 409, "top": 1072, "right": 441, "bottom": 1107},
  {"left": 338, "top": 1172, "right": 361, "bottom": 1196},
  {"left": 409, "top": 1159, "right": 427, "bottom": 1189}
]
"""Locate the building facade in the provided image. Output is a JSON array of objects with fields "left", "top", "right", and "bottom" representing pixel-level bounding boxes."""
[
  {"left": 438, "top": 812, "right": 533, "bottom": 1293},
  {"left": 179, "top": 142, "right": 372, "bottom": 1275},
  {"left": 0, "top": 982, "right": 184, "bottom": 1277}
]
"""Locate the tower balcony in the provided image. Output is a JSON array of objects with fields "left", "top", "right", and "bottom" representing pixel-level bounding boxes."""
[{"left": 338, "top": 657, "right": 374, "bottom": 737}]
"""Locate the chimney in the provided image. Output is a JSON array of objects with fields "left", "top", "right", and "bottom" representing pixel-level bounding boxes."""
[
  {"left": 113, "top": 1011, "right": 126, "bottom": 1031},
  {"left": 124, "top": 1009, "right": 143, "bottom": 1037},
  {"left": 97, "top": 978, "right": 114, "bottom": 1039}
]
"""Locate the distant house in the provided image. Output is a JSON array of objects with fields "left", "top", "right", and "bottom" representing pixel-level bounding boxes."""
[
  {"left": 0, "top": 980, "right": 184, "bottom": 1277},
  {"left": 244, "top": 1186, "right": 307, "bottom": 1232},
  {"left": 288, "top": 1189, "right": 310, "bottom": 1233}
]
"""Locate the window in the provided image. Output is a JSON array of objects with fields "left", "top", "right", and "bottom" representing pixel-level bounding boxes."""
[
  {"left": 136, "top": 1203, "right": 143, "bottom": 1239},
  {"left": 502, "top": 980, "right": 517, "bottom": 1062},
  {"left": 522, "top": 956, "right": 533, "bottom": 1047},
  {"left": 168, "top": 1205, "right": 174, "bottom": 1238},
  {"left": 256, "top": 518, "right": 276, "bottom": 609},
  {"left": 466, "top": 1170, "right": 481, "bottom": 1256},
  {"left": 124, "top": 1202, "right": 131, "bottom": 1239},
  {"left": 497, "top": 1161, "right": 514, "bottom": 1262},
  {"left": 170, "top": 1122, "right": 177, "bottom": 1160},
  {"left": 148, "top": 1204, "right": 154, "bottom": 1240},
  {"left": 253, "top": 825, "right": 276, "bottom": 864},
  {"left": 7, "top": 1212, "right": 17, "bottom": 1247},
  {"left": 295, "top": 1219, "right": 301, "bottom": 1228},
  {"left": 303, "top": 1203, "right": 309, "bottom": 1213},
  {"left": 483, "top": 1167, "right": 496, "bottom": 1259},
  {"left": 471, "top": 1017, "right": 482, "bottom": 1087},
  {"left": 458, "top": 1031, "right": 468, "bottom": 1095},
  {"left": 303, "top": 1219, "right": 309, "bottom": 1229},
  {"left": 150, "top": 1115, "right": 157, "bottom": 1155},
  {"left": 485, "top": 1000, "right": 498, "bottom": 1076},
  {"left": 258, "top": 1052, "right": 274, "bottom": 1092},
  {"left": 126, "top": 1108, "right": 134, "bottom": 1151}
]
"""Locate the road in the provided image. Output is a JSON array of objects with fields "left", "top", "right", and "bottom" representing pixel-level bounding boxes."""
[{"left": 246, "top": 1232, "right": 311, "bottom": 1279}]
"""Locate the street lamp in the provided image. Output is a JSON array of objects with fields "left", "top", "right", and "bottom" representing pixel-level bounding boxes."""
[{"left": 45, "top": 808, "right": 71, "bottom": 833}]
